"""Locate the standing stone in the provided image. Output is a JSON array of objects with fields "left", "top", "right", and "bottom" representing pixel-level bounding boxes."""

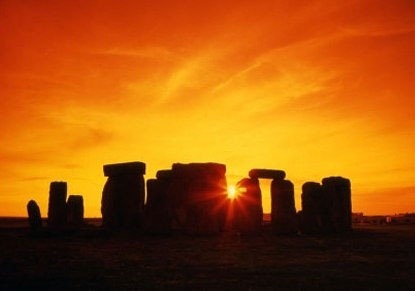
[
  {"left": 300, "top": 182, "right": 324, "bottom": 234},
  {"left": 101, "top": 161, "right": 146, "bottom": 229},
  {"left": 47, "top": 181, "right": 67, "bottom": 228},
  {"left": 322, "top": 176, "right": 352, "bottom": 233},
  {"left": 67, "top": 195, "right": 84, "bottom": 227},
  {"left": 233, "top": 178, "right": 263, "bottom": 233},
  {"left": 271, "top": 179, "right": 297, "bottom": 234},
  {"left": 166, "top": 174, "right": 188, "bottom": 231},
  {"left": 145, "top": 177, "right": 171, "bottom": 234},
  {"left": 167, "top": 163, "right": 228, "bottom": 235},
  {"left": 27, "top": 200, "right": 42, "bottom": 230}
]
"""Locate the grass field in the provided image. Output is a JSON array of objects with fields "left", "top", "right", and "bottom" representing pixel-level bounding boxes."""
[{"left": 1, "top": 219, "right": 414, "bottom": 290}]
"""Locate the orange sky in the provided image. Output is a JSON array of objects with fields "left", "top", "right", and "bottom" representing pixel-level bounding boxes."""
[{"left": 0, "top": 0, "right": 414, "bottom": 217}]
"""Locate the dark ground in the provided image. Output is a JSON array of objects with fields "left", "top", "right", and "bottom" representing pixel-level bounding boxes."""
[{"left": 0, "top": 219, "right": 414, "bottom": 290}]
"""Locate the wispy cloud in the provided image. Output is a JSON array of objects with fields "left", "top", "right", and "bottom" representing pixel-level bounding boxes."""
[
  {"left": 67, "top": 127, "right": 114, "bottom": 150},
  {"left": 96, "top": 46, "right": 177, "bottom": 60}
]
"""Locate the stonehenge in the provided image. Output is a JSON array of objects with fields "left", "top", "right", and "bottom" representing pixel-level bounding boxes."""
[
  {"left": 27, "top": 200, "right": 42, "bottom": 230},
  {"left": 101, "top": 161, "right": 146, "bottom": 229},
  {"left": 30, "top": 161, "right": 351, "bottom": 236},
  {"left": 97, "top": 161, "right": 351, "bottom": 235}
]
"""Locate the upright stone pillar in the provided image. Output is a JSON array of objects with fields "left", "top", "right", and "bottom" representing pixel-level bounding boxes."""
[
  {"left": 169, "top": 163, "right": 228, "bottom": 235},
  {"left": 322, "top": 176, "right": 352, "bottom": 233},
  {"left": 67, "top": 195, "right": 84, "bottom": 227},
  {"left": 101, "top": 161, "right": 146, "bottom": 229},
  {"left": 271, "top": 179, "right": 297, "bottom": 234},
  {"left": 300, "top": 182, "right": 324, "bottom": 234},
  {"left": 47, "top": 181, "right": 67, "bottom": 228},
  {"left": 233, "top": 177, "right": 263, "bottom": 233},
  {"left": 27, "top": 200, "right": 42, "bottom": 230},
  {"left": 145, "top": 172, "right": 172, "bottom": 234}
]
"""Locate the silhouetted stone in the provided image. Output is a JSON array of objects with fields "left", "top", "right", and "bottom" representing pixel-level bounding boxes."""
[
  {"left": 299, "top": 177, "right": 352, "bottom": 234},
  {"left": 27, "top": 200, "right": 42, "bottom": 230},
  {"left": 101, "top": 161, "right": 146, "bottom": 229},
  {"left": 47, "top": 181, "right": 67, "bottom": 228},
  {"left": 300, "top": 182, "right": 324, "bottom": 234},
  {"left": 249, "top": 169, "right": 286, "bottom": 180},
  {"left": 166, "top": 163, "right": 228, "bottom": 235},
  {"left": 321, "top": 176, "right": 352, "bottom": 233},
  {"left": 172, "top": 162, "right": 226, "bottom": 178},
  {"left": 233, "top": 178, "right": 263, "bottom": 233},
  {"left": 156, "top": 169, "right": 173, "bottom": 179},
  {"left": 145, "top": 178, "right": 171, "bottom": 234},
  {"left": 67, "top": 195, "right": 84, "bottom": 227},
  {"left": 271, "top": 179, "right": 297, "bottom": 234},
  {"left": 103, "top": 161, "right": 146, "bottom": 177},
  {"left": 166, "top": 175, "right": 188, "bottom": 230}
]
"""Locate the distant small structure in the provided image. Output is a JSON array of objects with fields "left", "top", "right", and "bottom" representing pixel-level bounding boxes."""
[
  {"left": 388, "top": 213, "right": 415, "bottom": 224},
  {"left": 101, "top": 161, "right": 146, "bottom": 229},
  {"left": 27, "top": 200, "right": 42, "bottom": 230},
  {"left": 47, "top": 181, "right": 68, "bottom": 228},
  {"left": 353, "top": 213, "right": 415, "bottom": 225}
]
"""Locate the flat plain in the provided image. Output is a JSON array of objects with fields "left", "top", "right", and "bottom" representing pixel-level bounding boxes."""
[{"left": 1, "top": 219, "right": 414, "bottom": 290}]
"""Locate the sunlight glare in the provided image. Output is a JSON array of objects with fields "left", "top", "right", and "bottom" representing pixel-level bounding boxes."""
[{"left": 228, "top": 185, "right": 237, "bottom": 199}]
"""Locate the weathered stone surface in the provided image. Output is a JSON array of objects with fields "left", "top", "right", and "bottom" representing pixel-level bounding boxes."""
[
  {"left": 249, "top": 169, "right": 286, "bottom": 180},
  {"left": 67, "top": 195, "right": 84, "bottom": 227},
  {"left": 27, "top": 200, "right": 42, "bottom": 230},
  {"left": 145, "top": 179, "right": 171, "bottom": 234},
  {"left": 103, "top": 161, "right": 146, "bottom": 177},
  {"left": 233, "top": 178, "right": 263, "bottom": 233},
  {"left": 47, "top": 181, "right": 67, "bottom": 228},
  {"left": 101, "top": 162, "right": 146, "bottom": 229},
  {"left": 300, "top": 182, "right": 324, "bottom": 234},
  {"left": 322, "top": 176, "right": 352, "bottom": 233},
  {"left": 271, "top": 179, "right": 297, "bottom": 234},
  {"left": 166, "top": 163, "right": 228, "bottom": 235}
]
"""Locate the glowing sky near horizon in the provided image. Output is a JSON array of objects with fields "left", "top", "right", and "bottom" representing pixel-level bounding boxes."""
[{"left": 0, "top": 0, "right": 414, "bottom": 216}]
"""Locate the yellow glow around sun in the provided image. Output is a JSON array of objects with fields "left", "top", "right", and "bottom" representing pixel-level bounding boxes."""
[{"left": 228, "top": 185, "right": 237, "bottom": 199}]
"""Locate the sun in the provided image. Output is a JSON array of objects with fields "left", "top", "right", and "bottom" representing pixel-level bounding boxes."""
[{"left": 228, "top": 185, "right": 237, "bottom": 199}]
